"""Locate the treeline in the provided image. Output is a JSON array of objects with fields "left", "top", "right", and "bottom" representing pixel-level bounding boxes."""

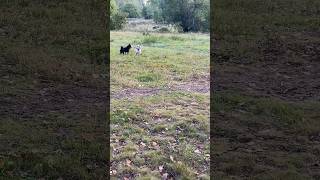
[{"left": 111, "top": 0, "right": 210, "bottom": 32}]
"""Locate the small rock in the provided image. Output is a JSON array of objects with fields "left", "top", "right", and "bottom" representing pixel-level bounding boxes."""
[
  {"left": 125, "top": 159, "right": 132, "bottom": 167},
  {"left": 110, "top": 169, "right": 117, "bottom": 175},
  {"left": 194, "top": 149, "right": 201, "bottom": 154},
  {"left": 140, "top": 142, "right": 146, "bottom": 147},
  {"left": 170, "top": 155, "right": 175, "bottom": 162},
  {"left": 159, "top": 165, "right": 164, "bottom": 172}
]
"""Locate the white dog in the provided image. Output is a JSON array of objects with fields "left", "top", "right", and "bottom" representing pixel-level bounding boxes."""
[{"left": 135, "top": 45, "right": 142, "bottom": 56}]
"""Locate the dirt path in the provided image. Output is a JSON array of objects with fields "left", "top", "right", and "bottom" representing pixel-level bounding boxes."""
[{"left": 111, "top": 79, "right": 210, "bottom": 99}]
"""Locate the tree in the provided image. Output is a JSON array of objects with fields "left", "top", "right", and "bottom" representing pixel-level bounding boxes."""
[
  {"left": 145, "top": 0, "right": 209, "bottom": 32},
  {"left": 161, "top": 0, "right": 209, "bottom": 32},
  {"left": 111, "top": 0, "right": 117, "bottom": 16},
  {"left": 142, "top": 5, "right": 153, "bottom": 19},
  {"left": 121, "top": 3, "right": 140, "bottom": 18},
  {"left": 116, "top": 0, "right": 145, "bottom": 12},
  {"left": 110, "top": 0, "right": 127, "bottom": 30},
  {"left": 147, "top": 0, "right": 165, "bottom": 22}
]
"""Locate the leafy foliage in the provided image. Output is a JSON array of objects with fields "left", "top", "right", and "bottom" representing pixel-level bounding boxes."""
[
  {"left": 144, "top": 0, "right": 210, "bottom": 32},
  {"left": 116, "top": 0, "right": 145, "bottom": 12},
  {"left": 121, "top": 3, "right": 140, "bottom": 18},
  {"left": 111, "top": 0, "right": 127, "bottom": 30},
  {"left": 142, "top": 5, "right": 153, "bottom": 19}
]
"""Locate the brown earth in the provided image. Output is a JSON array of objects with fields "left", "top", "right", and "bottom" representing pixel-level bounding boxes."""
[{"left": 111, "top": 79, "right": 210, "bottom": 99}]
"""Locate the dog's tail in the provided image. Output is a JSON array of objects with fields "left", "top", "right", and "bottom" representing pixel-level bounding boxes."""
[{"left": 120, "top": 46, "right": 123, "bottom": 54}]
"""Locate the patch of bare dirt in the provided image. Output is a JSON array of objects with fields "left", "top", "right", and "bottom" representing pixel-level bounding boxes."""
[
  {"left": 112, "top": 79, "right": 209, "bottom": 99},
  {"left": 112, "top": 88, "right": 162, "bottom": 99},
  {"left": 172, "top": 78, "right": 210, "bottom": 93}
]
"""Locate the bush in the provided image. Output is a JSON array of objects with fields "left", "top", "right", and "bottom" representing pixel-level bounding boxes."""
[
  {"left": 121, "top": 4, "right": 140, "bottom": 18},
  {"left": 147, "top": 0, "right": 210, "bottom": 32},
  {"left": 111, "top": 12, "right": 127, "bottom": 30},
  {"left": 142, "top": 6, "right": 153, "bottom": 19}
]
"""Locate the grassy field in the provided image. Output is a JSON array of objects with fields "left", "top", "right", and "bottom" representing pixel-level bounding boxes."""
[
  {"left": 212, "top": 0, "right": 320, "bottom": 179},
  {"left": 1, "top": 0, "right": 319, "bottom": 179},
  {"left": 0, "top": 1, "right": 108, "bottom": 179},
  {"left": 110, "top": 31, "right": 210, "bottom": 179}
]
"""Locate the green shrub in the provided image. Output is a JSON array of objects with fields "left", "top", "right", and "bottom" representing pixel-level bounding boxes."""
[
  {"left": 111, "top": 12, "right": 127, "bottom": 30},
  {"left": 121, "top": 4, "right": 140, "bottom": 18}
]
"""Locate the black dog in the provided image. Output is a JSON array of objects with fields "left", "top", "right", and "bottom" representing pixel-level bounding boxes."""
[{"left": 120, "top": 44, "right": 132, "bottom": 55}]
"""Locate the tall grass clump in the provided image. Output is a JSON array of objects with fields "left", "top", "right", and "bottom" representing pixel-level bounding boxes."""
[{"left": 141, "top": 35, "right": 160, "bottom": 44}]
